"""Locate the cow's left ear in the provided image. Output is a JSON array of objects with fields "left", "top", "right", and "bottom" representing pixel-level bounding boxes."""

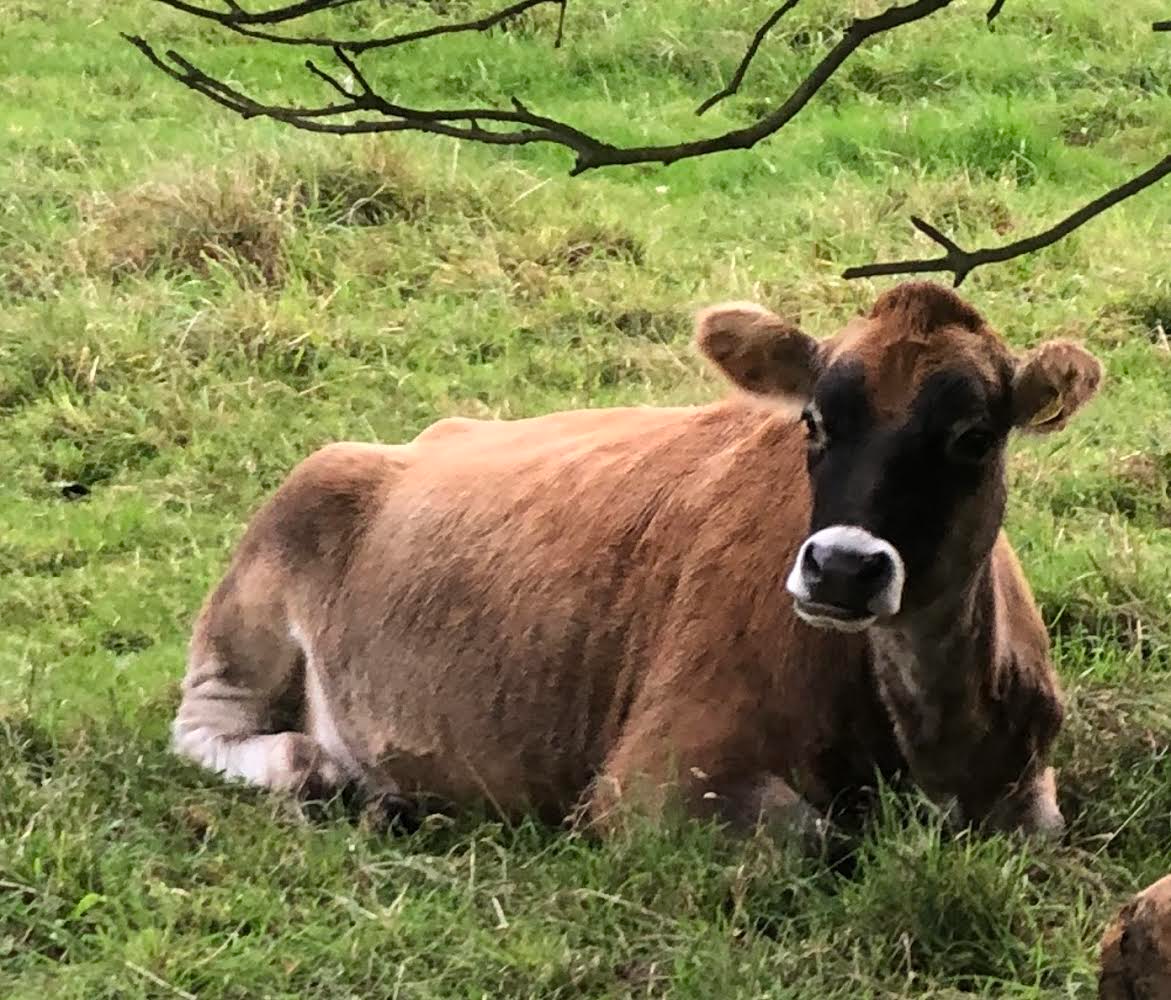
[
  {"left": 695, "top": 301, "right": 820, "bottom": 403},
  {"left": 1011, "top": 339, "right": 1103, "bottom": 434}
]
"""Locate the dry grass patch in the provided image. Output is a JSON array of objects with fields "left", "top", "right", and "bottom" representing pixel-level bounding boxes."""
[
  {"left": 1058, "top": 683, "right": 1171, "bottom": 863},
  {"left": 65, "top": 147, "right": 469, "bottom": 289},
  {"left": 71, "top": 164, "right": 295, "bottom": 286}
]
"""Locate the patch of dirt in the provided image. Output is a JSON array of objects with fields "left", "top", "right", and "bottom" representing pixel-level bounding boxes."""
[
  {"left": 169, "top": 802, "right": 217, "bottom": 848},
  {"left": 299, "top": 160, "right": 429, "bottom": 227},
  {"left": 1060, "top": 103, "right": 1145, "bottom": 147}
]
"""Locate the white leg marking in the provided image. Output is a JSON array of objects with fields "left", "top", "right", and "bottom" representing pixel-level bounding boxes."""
[
  {"left": 173, "top": 657, "right": 345, "bottom": 794},
  {"left": 293, "top": 622, "right": 363, "bottom": 782},
  {"left": 174, "top": 725, "right": 342, "bottom": 792}
]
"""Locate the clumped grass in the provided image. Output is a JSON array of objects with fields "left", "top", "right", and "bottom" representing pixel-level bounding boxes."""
[
  {"left": 2, "top": 1, "right": 1170, "bottom": 997},
  {"left": 72, "top": 167, "right": 294, "bottom": 286}
]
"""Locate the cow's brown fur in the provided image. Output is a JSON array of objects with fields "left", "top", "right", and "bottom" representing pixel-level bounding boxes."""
[
  {"left": 174, "top": 281, "right": 1100, "bottom": 842},
  {"left": 824, "top": 284, "right": 1008, "bottom": 425},
  {"left": 1099, "top": 875, "right": 1171, "bottom": 1000}
]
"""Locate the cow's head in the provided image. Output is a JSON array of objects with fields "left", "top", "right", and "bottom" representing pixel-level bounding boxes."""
[{"left": 696, "top": 282, "right": 1102, "bottom": 631}]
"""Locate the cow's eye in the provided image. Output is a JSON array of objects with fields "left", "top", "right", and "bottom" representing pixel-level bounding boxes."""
[
  {"left": 949, "top": 425, "right": 995, "bottom": 463},
  {"left": 800, "top": 406, "right": 827, "bottom": 450}
]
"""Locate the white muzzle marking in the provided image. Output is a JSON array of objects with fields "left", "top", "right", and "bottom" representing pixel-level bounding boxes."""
[{"left": 786, "top": 525, "right": 906, "bottom": 631}]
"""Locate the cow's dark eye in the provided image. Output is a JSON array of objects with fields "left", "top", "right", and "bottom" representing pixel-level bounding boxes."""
[
  {"left": 948, "top": 425, "right": 996, "bottom": 463},
  {"left": 800, "top": 406, "right": 826, "bottom": 449}
]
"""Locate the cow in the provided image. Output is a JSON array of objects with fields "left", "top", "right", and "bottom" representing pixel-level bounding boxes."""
[
  {"left": 173, "top": 281, "right": 1101, "bottom": 844},
  {"left": 1099, "top": 874, "right": 1171, "bottom": 1000}
]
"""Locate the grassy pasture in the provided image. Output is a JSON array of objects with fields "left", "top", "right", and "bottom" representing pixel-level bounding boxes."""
[{"left": 2, "top": 1, "right": 1171, "bottom": 996}]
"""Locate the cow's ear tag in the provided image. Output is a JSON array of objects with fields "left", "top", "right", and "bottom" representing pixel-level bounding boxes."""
[{"left": 1028, "top": 392, "right": 1064, "bottom": 427}]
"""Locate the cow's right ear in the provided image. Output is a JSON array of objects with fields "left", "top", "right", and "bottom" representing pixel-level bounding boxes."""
[{"left": 695, "top": 301, "right": 820, "bottom": 403}]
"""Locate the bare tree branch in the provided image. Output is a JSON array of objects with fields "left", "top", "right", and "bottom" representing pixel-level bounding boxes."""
[
  {"left": 554, "top": 0, "right": 567, "bottom": 48},
  {"left": 696, "top": 0, "right": 803, "bottom": 116},
  {"left": 125, "top": 34, "right": 612, "bottom": 153},
  {"left": 131, "top": 0, "right": 958, "bottom": 176},
  {"left": 150, "top": 0, "right": 567, "bottom": 53},
  {"left": 843, "top": 153, "right": 1171, "bottom": 286},
  {"left": 154, "top": 0, "right": 358, "bottom": 26},
  {"left": 845, "top": 16, "right": 1170, "bottom": 284},
  {"left": 131, "top": 0, "right": 1167, "bottom": 283}
]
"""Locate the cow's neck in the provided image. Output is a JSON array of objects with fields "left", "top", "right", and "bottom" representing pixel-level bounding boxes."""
[{"left": 866, "top": 553, "right": 1005, "bottom": 809}]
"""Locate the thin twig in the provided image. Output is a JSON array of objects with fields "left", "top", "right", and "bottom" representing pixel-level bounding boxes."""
[
  {"left": 986, "top": 0, "right": 1008, "bottom": 23},
  {"left": 842, "top": 153, "right": 1171, "bottom": 286},
  {"left": 151, "top": 0, "right": 565, "bottom": 52},
  {"left": 696, "top": 0, "right": 803, "bottom": 116},
  {"left": 1154, "top": 20, "right": 1171, "bottom": 31},
  {"left": 129, "top": 0, "right": 958, "bottom": 176}
]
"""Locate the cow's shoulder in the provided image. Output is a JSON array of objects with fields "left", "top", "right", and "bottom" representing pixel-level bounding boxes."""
[{"left": 411, "top": 416, "right": 486, "bottom": 446}]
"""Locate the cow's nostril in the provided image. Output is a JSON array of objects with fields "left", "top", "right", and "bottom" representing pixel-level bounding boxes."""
[
  {"left": 858, "top": 551, "right": 891, "bottom": 581},
  {"left": 802, "top": 542, "right": 824, "bottom": 579}
]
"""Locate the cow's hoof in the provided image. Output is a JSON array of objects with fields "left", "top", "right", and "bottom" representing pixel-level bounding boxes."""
[{"left": 362, "top": 792, "right": 422, "bottom": 834}]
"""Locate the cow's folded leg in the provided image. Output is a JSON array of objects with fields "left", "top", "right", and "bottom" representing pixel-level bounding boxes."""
[
  {"left": 717, "top": 773, "right": 832, "bottom": 847},
  {"left": 586, "top": 755, "right": 831, "bottom": 856},
  {"left": 676, "top": 771, "right": 835, "bottom": 858},
  {"left": 172, "top": 560, "right": 350, "bottom": 800},
  {"left": 176, "top": 721, "right": 347, "bottom": 798}
]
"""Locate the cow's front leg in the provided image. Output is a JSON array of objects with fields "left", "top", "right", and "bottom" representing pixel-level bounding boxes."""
[
  {"left": 694, "top": 772, "right": 831, "bottom": 848},
  {"left": 586, "top": 749, "right": 831, "bottom": 855}
]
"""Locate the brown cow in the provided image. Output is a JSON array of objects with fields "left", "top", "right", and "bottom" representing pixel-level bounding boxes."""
[
  {"left": 1099, "top": 875, "right": 1171, "bottom": 999},
  {"left": 174, "top": 281, "right": 1101, "bottom": 842}
]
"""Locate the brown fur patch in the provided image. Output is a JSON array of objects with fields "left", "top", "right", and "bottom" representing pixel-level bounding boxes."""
[
  {"left": 869, "top": 281, "right": 986, "bottom": 334},
  {"left": 1099, "top": 874, "right": 1171, "bottom": 999},
  {"left": 829, "top": 282, "right": 1012, "bottom": 420}
]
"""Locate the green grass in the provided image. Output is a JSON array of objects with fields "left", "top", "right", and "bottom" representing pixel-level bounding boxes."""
[{"left": 2, "top": 1, "right": 1171, "bottom": 995}]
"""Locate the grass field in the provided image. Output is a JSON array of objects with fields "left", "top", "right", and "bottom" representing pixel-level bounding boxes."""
[{"left": 2, "top": 1, "right": 1171, "bottom": 996}]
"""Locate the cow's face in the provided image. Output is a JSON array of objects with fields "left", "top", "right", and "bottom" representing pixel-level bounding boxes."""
[{"left": 696, "top": 282, "right": 1102, "bottom": 632}]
